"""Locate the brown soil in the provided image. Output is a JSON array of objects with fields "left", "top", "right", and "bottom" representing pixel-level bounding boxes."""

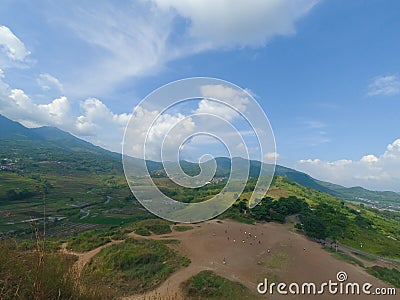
[{"left": 120, "top": 220, "right": 399, "bottom": 299}]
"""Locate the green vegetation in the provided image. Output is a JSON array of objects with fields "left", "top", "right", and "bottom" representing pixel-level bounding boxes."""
[
  {"left": 222, "top": 195, "right": 308, "bottom": 224},
  {"left": 67, "top": 229, "right": 112, "bottom": 252},
  {"left": 153, "top": 177, "right": 227, "bottom": 203},
  {"left": 66, "top": 219, "right": 175, "bottom": 252},
  {"left": 181, "top": 270, "right": 259, "bottom": 300},
  {"left": 82, "top": 238, "right": 190, "bottom": 296},
  {"left": 250, "top": 196, "right": 308, "bottom": 223},
  {"left": 366, "top": 266, "right": 400, "bottom": 288},
  {"left": 133, "top": 219, "right": 172, "bottom": 236},
  {"left": 174, "top": 225, "right": 194, "bottom": 232},
  {"left": 220, "top": 208, "right": 255, "bottom": 224}
]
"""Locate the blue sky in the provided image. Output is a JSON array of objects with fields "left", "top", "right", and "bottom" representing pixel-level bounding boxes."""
[{"left": 0, "top": 0, "right": 400, "bottom": 191}]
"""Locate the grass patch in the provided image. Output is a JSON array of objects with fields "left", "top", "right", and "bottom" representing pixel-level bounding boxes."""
[
  {"left": 134, "top": 219, "right": 172, "bottom": 236},
  {"left": 67, "top": 228, "right": 112, "bottom": 252},
  {"left": 181, "top": 270, "right": 260, "bottom": 299},
  {"left": 161, "top": 239, "right": 181, "bottom": 245},
  {"left": 134, "top": 226, "right": 151, "bottom": 236},
  {"left": 174, "top": 225, "right": 194, "bottom": 232},
  {"left": 82, "top": 237, "right": 189, "bottom": 296},
  {"left": 263, "top": 252, "right": 289, "bottom": 269},
  {"left": 366, "top": 266, "right": 400, "bottom": 288},
  {"left": 224, "top": 214, "right": 255, "bottom": 225}
]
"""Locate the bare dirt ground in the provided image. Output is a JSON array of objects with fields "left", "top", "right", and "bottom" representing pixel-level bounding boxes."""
[
  {"left": 63, "top": 220, "right": 399, "bottom": 299},
  {"left": 122, "top": 220, "right": 399, "bottom": 300}
]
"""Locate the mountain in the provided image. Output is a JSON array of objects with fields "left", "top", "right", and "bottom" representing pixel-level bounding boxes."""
[
  {"left": 31, "top": 126, "right": 122, "bottom": 158},
  {"left": 1, "top": 114, "right": 399, "bottom": 209},
  {"left": 0, "top": 114, "right": 41, "bottom": 140},
  {"left": 1, "top": 114, "right": 119, "bottom": 154},
  {"left": 0, "top": 114, "right": 124, "bottom": 174}
]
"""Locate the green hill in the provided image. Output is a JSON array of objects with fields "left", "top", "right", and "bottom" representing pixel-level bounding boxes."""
[{"left": 148, "top": 157, "right": 400, "bottom": 211}]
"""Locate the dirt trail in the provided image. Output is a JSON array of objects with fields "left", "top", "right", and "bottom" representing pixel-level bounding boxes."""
[{"left": 61, "top": 239, "right": 123, "bottom": 274}]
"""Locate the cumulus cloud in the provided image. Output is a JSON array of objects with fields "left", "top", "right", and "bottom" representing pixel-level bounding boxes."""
[
  {"left": 0, "top": 73, "right": 131, "bottom": 152},
  {"left": 0, "top": 71, "right": 265, "bottom": 158},
  {"left": 0, "top": 25, "right": 30, "bottom": 67},
  {"left": 195, "top": 84, "right": 251, "bottom": 121},
  {"left": 73, "top": 98, "right": 133, "bottom": 150},
  {"left": 296, "top": 139, "right": 400, "bottom": 191},
  {"left": 124, "top": 106, "right": 196, "bottom": 161},
  {"left": 367, "top": 75, "right": 400, "bottom": 96},
  {"left": 2, "top": 83, "right": 70, "bottom": 128},
  {"left": 37, "top": 73, "right": 64, "bottom": 92},
  {"left": 263, "top": 152, "right": 280, "bottom": 162}
]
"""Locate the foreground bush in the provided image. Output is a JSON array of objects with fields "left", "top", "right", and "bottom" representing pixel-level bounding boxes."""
[{"left": 181, "top": 270, "right": 259, "bottom": 300}]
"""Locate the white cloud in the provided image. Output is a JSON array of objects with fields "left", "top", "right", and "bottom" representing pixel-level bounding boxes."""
[
  {"left": 0, "top": 25, "right": 30, "bottom": 67},
  {"left": 79, "top": 98, "right": 131, "bottom": 127},
  {"left": 304, "top": 120, "right": 326, "bottom": 129},
  {"left": 37, "top": 73, "right": 64, "bottom": 92},
  {"left": 51, "top": 1, "right": 318, "bottom": 95},
  {"left": 296, "top": 139, "right": 400, "bottom": 191},
  {"left": 195, "top": 84, "right": 251, "bottom": 121},
  {"left": 150, "top": 0, "right": 319, "bottom": 48},
  {"left": 4, "top": 86, "right": 70, "bottom": 128},
  {"left": 367, "top": 75, "right": 400, "bottom": 96},
  {"left": 124, "top": 106, "right": 196, "bottom": 161},
  {"left": 360, "top": 154, "right": 378, "bottom": 163},
  {"left": 263, "top": 151, "right": 280, "bottom": 162},
  {"left": 57, "top": 2, "right": 176, "bottom": 95}
]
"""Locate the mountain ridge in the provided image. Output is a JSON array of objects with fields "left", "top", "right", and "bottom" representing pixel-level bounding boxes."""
[{"left": 1, "top": 114, "right": 399, "bottom": 209}]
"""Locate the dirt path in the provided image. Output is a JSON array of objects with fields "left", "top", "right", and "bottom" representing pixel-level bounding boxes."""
[{"left": 61, "top": 239, "right": 123, "bottom": 274}]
